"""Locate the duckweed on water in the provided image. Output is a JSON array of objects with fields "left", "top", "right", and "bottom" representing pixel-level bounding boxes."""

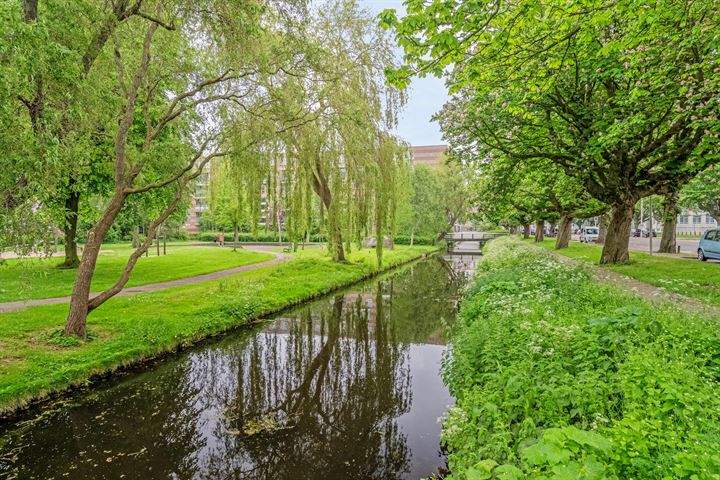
[{"left": 442, "top": 237, "right": 720, "bottom": 479}]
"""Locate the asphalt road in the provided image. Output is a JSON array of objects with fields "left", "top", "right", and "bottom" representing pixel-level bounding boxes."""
[
  {"left": 626, "top": 236, "right": 700, "bottom": 254},
  {"left": 571, "top": 235, "right": 710, "bottom": 258}
]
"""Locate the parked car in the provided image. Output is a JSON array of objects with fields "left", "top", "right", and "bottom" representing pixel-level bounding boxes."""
[
  {"left": 641, "top": 229, "right": 657, "bottom": 238},
  {"left": 698, "top": 229, "right": 720, "bottom": 261},
  {"left": 580, "top": 226, "right": 599, "bottom": 243},
  {"left": 632, "top": 227, "right": 658, "bottom": 237}
]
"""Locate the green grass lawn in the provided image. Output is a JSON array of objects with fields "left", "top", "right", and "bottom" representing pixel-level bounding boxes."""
[
  {"left": 0, "top": 244, "right": 273, "bottom": 302},
  {"left": 0, "top": 245, "right": 435, "bottom": 414},
  {"left": 530, "top": 238, "right": 720, "bottom": 306}
]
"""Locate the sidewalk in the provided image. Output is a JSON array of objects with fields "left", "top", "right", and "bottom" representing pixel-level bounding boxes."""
[{"left": 0, "top": 250, "right": 292, "bottom": 313}]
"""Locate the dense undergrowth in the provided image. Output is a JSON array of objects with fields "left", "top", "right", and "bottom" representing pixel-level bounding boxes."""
[{"left": 443, "top": 237, "right": 720, "bottom": 479}]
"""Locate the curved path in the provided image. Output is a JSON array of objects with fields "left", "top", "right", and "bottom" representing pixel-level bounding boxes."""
[{"left": 0, "top": 248, "right": 293, "bottom": 313}]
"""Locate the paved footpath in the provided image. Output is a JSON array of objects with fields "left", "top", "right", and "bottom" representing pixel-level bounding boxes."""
[{"left": 0, "top": 248, "right": 292, "bottom": 313}]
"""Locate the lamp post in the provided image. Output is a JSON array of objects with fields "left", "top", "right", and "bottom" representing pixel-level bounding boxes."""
[{"left": 647, "top": 197, "right": 653, "bottom": 255}]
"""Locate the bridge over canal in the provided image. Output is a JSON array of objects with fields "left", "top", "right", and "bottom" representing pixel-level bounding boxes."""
[{"left": 444, "top": 231, "right": 507, "bottom": 255}]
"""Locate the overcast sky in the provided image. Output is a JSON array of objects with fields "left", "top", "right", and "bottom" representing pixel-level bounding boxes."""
[{"left": 362, "top": 0, "right": 448, "bottom": 146}]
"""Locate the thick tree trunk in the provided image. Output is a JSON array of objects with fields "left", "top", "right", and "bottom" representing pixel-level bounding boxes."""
[
  {"left": 534, "top": 220, "right": 544, "bottom": 242},
  {"left": 555, "top": 215, "right": 573, "bottom": 249},
  {"left": 523, "top": 223, "right": 531, "bottom": 239},
  {"left": 60, "top": 190, "right": 80, "bottom": 268},
  {"left": 597, "top": 213, "right": 609, "bottom": 244},
  {"left": 24, "top": 0, "right": 38, "bottom": 22},
  {"left": 332, "top": 223, "right": 346, "bottom": 261},
  {"left": 710, "top": 209, "right": 720, "bottom": 225},
  {"left": 310, "top": 157, "right": 345, "bottom": 261},
  {"left": 441, "top": 212, "right": 460, "bottom": 242},
  {"left": 600, "top": 202, "right": 634, "bottom": 264},
  {"left": 65, "top": 194, "right": 126, "bottom": 338},
  {"left": 658, "top": 191, "right": 679, "bottom": 253}
]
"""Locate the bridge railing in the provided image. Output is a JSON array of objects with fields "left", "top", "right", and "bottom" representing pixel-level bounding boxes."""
[{"left": 443, "top": 231, "right": 508, "bottom": 241}]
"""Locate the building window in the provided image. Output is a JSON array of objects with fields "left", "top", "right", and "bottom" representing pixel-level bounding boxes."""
[
  {"left": 693, "top": 215, "right": 702, "bottom": 224},
  {"left": 706, "top": 215, "right": 716, "bottom": 224},
  {"left": 679, "top": 215, "right": 688, "bottom": 224}
]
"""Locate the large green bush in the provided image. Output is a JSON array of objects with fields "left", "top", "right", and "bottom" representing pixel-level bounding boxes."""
[
  {"left": 443, "top": 237, "right": 720, "bottom": 479},
  {"left": 393, "top": 234, "right": 435, "bottom": 246}
]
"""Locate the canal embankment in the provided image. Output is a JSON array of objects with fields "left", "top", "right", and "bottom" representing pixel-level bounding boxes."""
[
  {"left": 441, "top": 236, "right": 720, "bottom": 479},
  {"left": 0, "top": 246, "right": 435, "bottom": 417}
]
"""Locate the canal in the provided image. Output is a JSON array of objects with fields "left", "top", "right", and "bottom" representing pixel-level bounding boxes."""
[{"left": 0, "top": 256, "right": 467, "bottom": 479}]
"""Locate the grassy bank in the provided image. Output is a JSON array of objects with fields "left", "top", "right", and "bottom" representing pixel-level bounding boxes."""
[
  {"left": 531, "top": 239, "right": 720, "bottom": 307},
  {"left": 0, "top": 245, "right": 434, "bottom": 415},
  {"left": 443, "top": 237, "right": 720, "bottom": 479},
  {"left": 0, "top": 244, "right": 272, "bottom": 302}
]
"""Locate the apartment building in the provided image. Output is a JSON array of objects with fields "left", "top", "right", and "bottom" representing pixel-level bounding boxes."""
[
  {"left": 410, "top": 145, "right": 447, "bottom": 169},
  {"left": 182, "top": 164, "right": 210, "bottom": 234},
  {"left": 677, "top": 209, "right": 718, "bottom": 235}
]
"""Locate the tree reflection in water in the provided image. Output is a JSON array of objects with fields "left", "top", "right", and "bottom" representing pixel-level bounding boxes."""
[{"left": 0, "top": 258, "right": 459, "bottom": 480}]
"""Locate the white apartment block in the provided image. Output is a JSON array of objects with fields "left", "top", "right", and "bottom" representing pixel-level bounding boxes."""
[{"left": 677, "top": 209, "right": 718, "bottom": 235}]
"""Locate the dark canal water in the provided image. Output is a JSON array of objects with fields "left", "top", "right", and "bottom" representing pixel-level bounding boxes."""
[{"left": 0, "top": 256, "right": 467, "bottom": 480}]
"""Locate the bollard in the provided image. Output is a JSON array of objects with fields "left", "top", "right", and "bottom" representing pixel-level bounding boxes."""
[{"left": 677, "top": 245, "right": 681, "bottom": 254}]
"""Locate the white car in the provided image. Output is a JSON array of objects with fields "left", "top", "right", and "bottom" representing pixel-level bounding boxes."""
[{"left": 580, "top": 227, "right": 599, "bottom": 243}]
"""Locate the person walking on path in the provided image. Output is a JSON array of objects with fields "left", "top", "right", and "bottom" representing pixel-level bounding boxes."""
[{"left": 219, "top": 232, "right": 225, "bottom": 247}]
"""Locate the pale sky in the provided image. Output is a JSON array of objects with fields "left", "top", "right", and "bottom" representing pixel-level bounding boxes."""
[{"left": 362, "top": 0, "right": 448, "bottom": 146}]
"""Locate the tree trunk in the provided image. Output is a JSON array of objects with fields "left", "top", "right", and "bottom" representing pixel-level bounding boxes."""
[
  {"left": 233, "top": 224, "right": 239, "bottom": 251},
  {"left": 534, "top": 220, "right": 544, "bottom": 242},
  {"left": 310, "top": 157, "right": 345, "bottom": 261},
  {"left": 64, "top": 194, "right": 126, "bottom": 338},
  {"left": 335, "top": 227, "right": 345, "bottom": 262},
  {"left": 24, "top": 0, "right": 38, "bottom": 22},
  {"left": 409, "top": 230, "right": 414, "bottom": 247},
  {"left": 60, "top": 190, "right": 80, "bottom": 268},
  {"left": 555, "top": 214, "right": 573, "bottom": 249},
  {"left": 523, "top": 223, "right": 531, "bottom": 239},
  {"left": 600, "top": 202, "right": 634, "bottom": 264},
  {"left": 597, "top": 213, "right": 609, "bottom": 244},
  {"left": 658, "top": 191, "right": 679, "bottom": 253}
]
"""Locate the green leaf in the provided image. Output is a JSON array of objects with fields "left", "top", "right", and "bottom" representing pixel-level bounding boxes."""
[
  {"left": 494, "top": 464, "right": 525, "bottom": 479},
  {"left": 562, "top": 426, "right": 612, "bottom": 455},
  {"left": 522, "top": 441, "right": 572, "bottom": 466}
]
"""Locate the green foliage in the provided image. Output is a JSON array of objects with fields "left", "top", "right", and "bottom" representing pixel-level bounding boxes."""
[
  {"left": 681, "top": 166, "right": 720, "bottom": 220},
  {"left": 214, "top": 0, "right": 411, "bottom": 263},
  {"left": 398, "top": 164, "right": 452, "bottom": 238},
  {"left": 442, "top": 237, "right": 720, "bottom": 479},
  {"left": 393, "top": 234, "right": 434, "bottom": 246},
  {"left": 194, "top": 231, "right": 321, "bottom": 243},
  {"left": 383, "top": 0, "right": 720, "bottom": 262}
]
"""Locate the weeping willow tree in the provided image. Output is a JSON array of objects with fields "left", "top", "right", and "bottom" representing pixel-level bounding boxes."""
[
  {"left": 271, "top": 0, "right": 408, "bottom": 263},
  {"left": 208, "top": 144, "right": 267, "bottom": 246},
  {"left": 207, "top": 0, "right": 407, "bottom": 264}
]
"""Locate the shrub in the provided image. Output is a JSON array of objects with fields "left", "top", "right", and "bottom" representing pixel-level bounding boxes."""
[
  {"left": 393, "top": 234, "right": 435, "bottom": 245},
  {"left": 442, "top": 237, "right": 720, "bottom": 479}
]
